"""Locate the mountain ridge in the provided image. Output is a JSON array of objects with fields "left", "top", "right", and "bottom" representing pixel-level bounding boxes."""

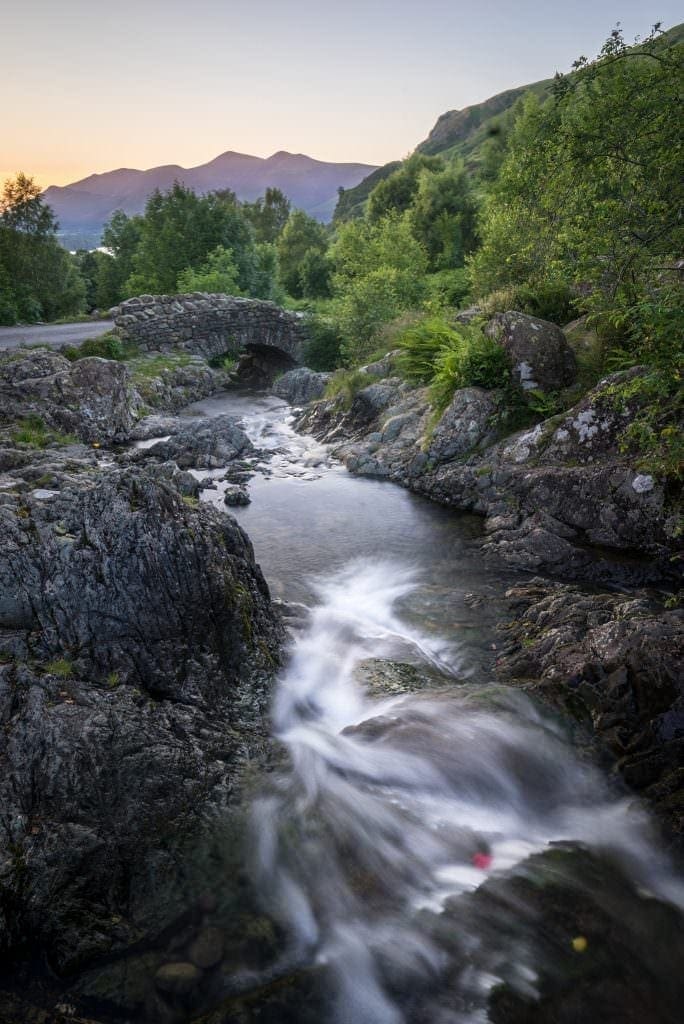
[
  {"left": 44, "top": 150, "right": 378, "bottom": 249},
  {"left": 334, "top": 21, "right": 684, "bottom": 222}
]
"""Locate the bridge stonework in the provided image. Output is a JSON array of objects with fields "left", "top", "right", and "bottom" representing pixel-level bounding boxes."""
[{"left": 111, "top": 293, "right": 307, "bottom": 364}]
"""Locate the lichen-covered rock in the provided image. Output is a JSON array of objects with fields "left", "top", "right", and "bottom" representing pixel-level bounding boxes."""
[
  {"left": 484, "top": 311, "right": 577, "bottom": 392},
  {"left": 298, "top": 368, "right": 681, "bottom": 584},
  {"left": 0, "top": 468, "right": 282, "bottom": 973},
  {"left": 428, "top": 387, "right": 501, "bottom": 464},
  {"left": 0, "top": 349, "right": 139, "bottom": 442},
  {"left": 272, "top": 367, "right": 331, "bottom": 405}
]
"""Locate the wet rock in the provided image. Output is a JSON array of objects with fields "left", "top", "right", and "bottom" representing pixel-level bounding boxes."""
[
  {"left": 140, "top": 414, "right": 253, "bottom": 468},
  {"left": 129, "top": 414, "right": 185, "bottom": 440},
  {"left": 484, "top": 311, "right": 577, "bottom": 392},
  {"left": 272, "top": 367, "right": 331, "bottom": 405},
  {"left": 224, "top": 485, "right": 250, "bottom": 506},
  {"left": 496, "top": 580, "right": 684, "bottom": 849},
  {"left": 188, "top": 926, "right": 225, "bottom": 969},
  {"left": 154, "top": 962, "right": 203, "bottom": 995}
]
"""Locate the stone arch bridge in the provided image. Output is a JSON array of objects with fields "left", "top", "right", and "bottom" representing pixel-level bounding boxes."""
[{"left": 111, "top": 293, "right": 308, "bottom": 381}]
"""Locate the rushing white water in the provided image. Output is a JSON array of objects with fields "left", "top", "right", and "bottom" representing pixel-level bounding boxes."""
[
  {"left": 179, "top": 390, "right": 683, "bottom": 1020},
  {"left": 251, "top": 559, "right": 684, "bottom": 1024}
]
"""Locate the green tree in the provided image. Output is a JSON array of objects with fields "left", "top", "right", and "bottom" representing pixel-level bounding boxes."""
[
  {"left": 277, "top": 210, "right": 328, "bottom": 298},
  {"left": 410, "top": 161, "right": 478, "bottom": 270},
  {"left": 330, "top": 213, "right": 429, "bottom": 361},
  {"left": 125, "top": 183, "right": 260, "bottom": 296},
  {"left": 470, "top": 25, "right": 683, "bottom": 355},
  {"left": 99, "top": 210, "right": 143, "bottom": 306},
  {"left": 0, "top": 173, "right": 86, "bottom": 322},
  {"left": 299, "top": 247, "right": 332, "bottom": 299},
  {"left": 242, "top": 187, "right": 291, "bottom": 243},
  {"left": 366, "top": 153, "right": 444, "bottom": 223},
  {"left": 176, "top": 245, "right": 241, "bottom": 293}
]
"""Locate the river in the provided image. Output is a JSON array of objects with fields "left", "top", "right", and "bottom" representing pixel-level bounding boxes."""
[{"left": 184, "top": 390, "right": 683, "bottom": 1023}]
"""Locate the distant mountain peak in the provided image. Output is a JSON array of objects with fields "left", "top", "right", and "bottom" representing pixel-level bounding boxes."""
[{"left": 43, "top": 149, "right": 378, "bottom": 248}]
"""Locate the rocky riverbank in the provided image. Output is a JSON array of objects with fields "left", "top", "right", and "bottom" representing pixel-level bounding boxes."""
[
  {"left": 0, "top": 321, "right": 681, "bottom": 1022},
  {"left": 0, "top": 346, "right": 288, "bottom": 1021},
  {"left": 290, "top": 312, "right": 683, "bottom": 851}
]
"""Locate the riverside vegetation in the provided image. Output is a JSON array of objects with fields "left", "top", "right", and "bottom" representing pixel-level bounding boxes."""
[{"left": 0, "top": 19, "right": 682, "bottom": 1024}]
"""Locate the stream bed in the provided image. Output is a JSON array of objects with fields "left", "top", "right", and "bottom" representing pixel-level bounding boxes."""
[{"left": 184, "top": 390, "right": 683, "bottom": 1023}]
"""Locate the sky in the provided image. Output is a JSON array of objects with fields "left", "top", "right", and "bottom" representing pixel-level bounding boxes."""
[{"left": 1, "top": 0, "right": 681, "bottom": 188}]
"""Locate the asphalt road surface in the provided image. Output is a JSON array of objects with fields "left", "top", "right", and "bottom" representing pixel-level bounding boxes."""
[{"left": 0, "top": 320, "right": 115, "bottom": 352}]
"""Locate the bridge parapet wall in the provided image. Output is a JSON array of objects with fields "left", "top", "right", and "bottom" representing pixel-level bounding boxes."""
[{"left": 111, "top": 293, "right": 306, "bottom": 363}]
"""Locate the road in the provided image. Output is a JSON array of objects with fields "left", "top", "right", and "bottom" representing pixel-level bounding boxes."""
[{"left": 0, "top": 320, "right": 115, "bottom": 351}]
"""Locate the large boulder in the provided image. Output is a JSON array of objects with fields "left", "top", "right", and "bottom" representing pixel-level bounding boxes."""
[
  {"left": 0, "top": 469, "right": 282, "bottom": 974},
  {"left": 484, "top": 311, "right": 577, "bottom": 392},
  {"left": 139, "top": 413, "right": 254, "bottom": 468},
  {"left": 272, "top": 367, "right": 331, "bottom": 405},
  {"left": 0, "top": 349, "right": 139, "bottom": 442}
]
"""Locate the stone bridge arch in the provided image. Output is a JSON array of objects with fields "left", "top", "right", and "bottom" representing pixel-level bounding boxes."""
[{"left": 111, "top": 294, "right": 308, "bottom": 378}]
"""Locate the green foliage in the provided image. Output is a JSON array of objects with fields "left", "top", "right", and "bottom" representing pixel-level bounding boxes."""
[
  {"left": 303, "top": 315, "right": 343, "bottom": 370},
  {"left": 329, "top": 213, "right": 429, "bottom": 362},
  {"left": 395, "top": 317, "right": 510, "bottom": 412},
  {"left": 0, "top": 173, "right": 86, "bottom": 323},
  {"left": 334, "top": 162, "right": 403, "bottom": 223},
  {"left": 409, "top": 161, "right": 477, "bottom": 269},
  {"left": 208, "top": 353, "right": 237, "bottom": 372},
  {"left": 525, "top": 388, "right": 562, "bottom": 418},
  {"left": 43, "top": 658, "right": 73, "bottom": 678},
  {"left": 299, "top": 248, "right": 332, "bottom": 299},
  {"left": 123, "top": 183, "right": 269, "bottom": 298},
  {"left": 425, "top": 268, "right": 471, "bottom": 309},
  {"left": 395, "top": 317, "right": 462, "bottom": 384},
  {"left": 323, "top": 369, "right": 370, "bottom": 407},
  {"left": 277, "top": 210, "right": 329, "bottom": 298},
  {"left": 176, "top": 245, "right": 241, "bottom": 294},
  {"left": 242, "top": 187, "right": 291, "bottom": 243},
  {"left": 99, "top": 210, "right": 143, "bottom": 306},
  {"left": 604, "top": 367, "right": 684, "bottom": 479},
  {"left": 62, "top": 333, "right": 138, "bottom": 362},
  {"left": 470, "top": 26, "right": 683, "bottom": 362},
  {"left": 479, "top": 280, "right": 575, "bottom": 325},
  {"left": 366, "top": 153, "right": 444, "bottom": 223},
  {"left": 10, "top": 415, "right": 77, "bottom": 448}
]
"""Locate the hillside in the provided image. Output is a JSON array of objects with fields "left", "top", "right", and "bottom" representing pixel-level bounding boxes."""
[
  {"left": 334, "top": 21, "right": 684, "bottom": 222},
  {"left": 44, "top": 151, "right": 377, "bottom": 249}
]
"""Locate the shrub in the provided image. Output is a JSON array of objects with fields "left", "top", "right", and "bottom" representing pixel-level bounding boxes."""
[
  {"left": 478, "top": 281, "right": 574, "bottom": 325},
  {"left": 425, "top": 268, "right": 471, "bottom": 309},
  {"left": 429, "top": 328, "right": 510, "bottom": 411},
  {"left": 63, "top": 333, "right": 135, "bottom": 361},
  {"left": 395, "top": 317, "right": 460, "bottom": 384},
  {"left": 303, "top": 315, "right": 343, "bottom": 371},
  {"left": 43, "top": 658, "right": 73, "bottom": 678},
  {"left": 323, "top": 369, "right": 370, "bottom": 407}
]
